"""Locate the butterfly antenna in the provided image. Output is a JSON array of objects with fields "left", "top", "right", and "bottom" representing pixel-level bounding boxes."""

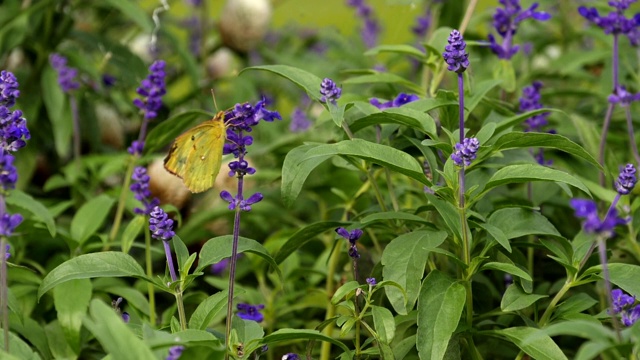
[{"left": 210, "top": 89, "right": 220, "bottom": 112}]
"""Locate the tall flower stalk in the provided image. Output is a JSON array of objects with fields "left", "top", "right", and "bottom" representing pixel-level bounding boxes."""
[
  {"left": 579, "top": 1, "right": 640, "bottom": 183},
  {"left": 0, "top": 70, "right": 29, "bottom": 351},
  {"left": 443, "top": 29, "right": 481, "bottom": 357},
  {"left": 569, "top": 164, "right": 637, "bottom": 340},
  {"left": 148, "top": 206, "right": 187, "bottom": 330},
  {"left": 219, "top": 99, "right": 280, "bottom": 359}
]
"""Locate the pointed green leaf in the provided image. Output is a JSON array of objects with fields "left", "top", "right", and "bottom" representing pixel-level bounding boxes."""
[
  {"left": 6, "top": 190, "right": 56, "bottom": 237},
  {"left": 70, "top": 194, "right": 115, "bottom": 245},
  {"left": 417, "top": 271, "right": 466, "bottom": 360},
  {"left": 372, "top": 305, "right": 396, "bottom": 345},
  {"left": 482, "top": 262, "right": 532, "bottom": 282},
  {"left": 275, "top": 221, "right": 348, "bottom": 264},
  {"left": 493, "top": 327, "right": 568, "bottom": 360},
  {"left": 188, "top": 291, "right": 229, "bottom": 330},
  {"left": 488, "top": 208, "right": 562, "bottom": 239},
  {"left": 120, "top": 216, "right": 145, "bottom": 254},
  {"left": 281, "top": 144, "right": 331, "bottom": 207},
  {"left": 349, "top": 107, "right": 438, "bottom": 138},
  {"left": 83, "top": 300, "right": 156, "bottom": 360},
  {"left": 382, "top": 230, "right": 447, "bottom": 315},
  {"left": 501, "top": 284, "right": 547, "bottom": 312},
  {"left": 262, "top": 329, "right": 352, "bottom": 355},
  {"left": 241, "top": 65, "right": 324, "bottom": 101},
  {"left": 54, "top": 279, "right": 92, "bottom": 352},
  {"left": 38, "top": 252, "right": 147, "bottom": 299}
]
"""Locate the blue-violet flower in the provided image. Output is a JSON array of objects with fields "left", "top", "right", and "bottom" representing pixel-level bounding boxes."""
[
  {"left": 443, "top": 30, "right": 470, "bottom": 73},
  {"left": 336, "top": 227, "right": 363, "bottom": 259},
  {"left": 131, "top": 166, "right": 160, "bottom": 215},
  {"left": 149, "top": 206, "right": 175, "bottom": 241},
  {"left": 320, "top": 78, "right": 342, "bottom": 104},
  {"left": 370, "top": 93, "right": 419, "bottom": 110},
  {"left": 0, "top": 213, "right": 22, "bottom": 237},
  {"left": 569, "top": 199, "right": 627, "bottom": 235},
  {"left": 451, "top": 137, "right": 480, "bottom": 167},
  {"left": 49, "top": 54, "right": 80, "bottom": 93},
  {"left": 0, "top": 71, "right": 20, "bottom": 108},
  {"left": 615, "top": 163, "right": 637, "bottom": 195},
  {"left": 166, "top": 345, "right": 184, "bottom": 360},
  {"left": 237, "top": 303, "right": 265, "bottom": 322},
  {"left": 488, "top": 0, "right": 551, "bottom": 59},
  {"left": 133, "top": 60, "right": 167, "bottom": 120}
]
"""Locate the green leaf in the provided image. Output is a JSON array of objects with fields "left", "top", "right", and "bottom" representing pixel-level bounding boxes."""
[
  {"left": 331, "top": 281, "right": 360, "bottom": 304},
  {"left": 477, "top": 164, "right": 590, "bottom": 199},
  {"left": 543, "top": 320, "right": 616, "bottom": 342},
  {"left": 472, "top": 221, "right": 511, "bottom": 252},
  {"left": 275, "top": 221, "right": 348, "bottom": 263},
  {"left": 42, "top": 66, "right": 71, "bottom": 158},
  {"left": 494, "top": 109, "right": 562, "bottom": 133},
  {"left": 120, "top": 216, "right": 145, "bottom": 254},
  {"left": 70, "top": 194, "right": 115, "bottom": 245},
  {"left": 382, "top": 230, "right": 447, "bottom": 315},
  {"left": 144, "top": 110, "right": 214, "bottom": 154},
  {"left": 103, "top": 0, "right": 153, "bottom": 32},
  {"left": 261, "top": 328, "right": 352, "bottom": 356},
  {"left": 6, "top": 190, "right": 56, "bottom": 237},
  {"left": 83, "top": 300, "right": 156, "bottom": 360},
  {"left": 282, "top": 140, "right": 430, "bottom": 206},
  {"left": 188, "top": 291, "right": 229, "bottom": 330},
  {"left": 360, "top": 211, "right": 431, "bottom": 227},
  {"left": 465, "top": 79, "right": 502, "bottom": 120},
  {"left": 487, "top": 132, "right": 600, "bottom": 169},
  {"left": 281, "top": 144, "right": 331, "bottom": 207},
  {"left": 492, "top": 327, "right": 568, "bottom": 360},
  {"left": 488, "top": 208, "right": 562, "bottom": 239},
  {"left": 0, "top": 332, "right": 42, "bottom": 360},
  {"left": 38, "top": 252, "right": 147, "bottom": 299},
  {"left": 349, "top": 107, "right": 438, "bottom": 138},
  {"left": 606, "top": 263, "right": 640, "bottom": 297},
  {"left": 241, "top": 65, "right": 324, "bottom": 101},
  {"left": 424, "top": 193, "right": 462, "bottom": 240},
  {"left": 417, "top": 271, "right": 466, "bottom": 360},
  {"left": 494, "top": 59, "right": 515, "bottom": 92},
  {"left": 343, "top": 73, "right": 422, "bottom": 94},
  {"left": 364, "top": 44, "right": 429, "bottom": 60},
  {"left": 54, "top": 279, "right": 92, "bottom": 352},
  {"left": 555, "top": 293, "right": 597, "bottom": 319},
  {"left": 501, "top": 284, "right": 547, "bottom": 312},
  {"left": 371, "top": 305, "right": 396, "bottom": 345},
  {"left": 196, "top": 236, "right": 282, "bottom": 280},
  {"left": 482, "top": 262, "right": 532, "bottom": 282}
]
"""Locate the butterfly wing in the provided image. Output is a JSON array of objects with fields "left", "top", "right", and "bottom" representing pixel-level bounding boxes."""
[{"left": 164, "top": 112, "right": 226, "bottom": 193}]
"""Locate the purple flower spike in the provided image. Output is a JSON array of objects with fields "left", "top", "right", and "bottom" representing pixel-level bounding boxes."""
[
  {"left": 346, "top": 0, "right": 380, "bottom": 48},
  {"left": 623, "top": 305, "right": 640, "bottom": 326},
  {"left": 0, "top": 213, "right": 22, "bottom": 237},
  {"left": 366, "top": 277, "right": 377, "bottom": 286},
  {"left": 128, "top": 140, "right": 145, "bottom": 156},
  {"left": 519, "top": 81, "right": 550, "bottom": 132},
  {"left": 130, "top": 166, "right": 160, "bottom": 215},
  {"left": 370, "top": 93, "right": 419, "bottom": 110},
  {"left": 211, "top": 258, "right": 230, "bottom": 275},
  {"left": 612, "top": 288, "right": 636, "bottom": 313},
  {"left": 0, "top": 71, "right": 20, "bottom": 108},
  {"left": 0, "top": 107, "right": 30, "bottom": 152},
  {"left": 569, "top": 199, "right": 627, "bottom": 235},
  {"left": 237, "top": 303, "right": 265, "bottom": 322},
  {"left": 133, "top": 60, "right": 166, "bottom": 120},
  {"left": 608, "top": 86, "right": 640, "bottom": 106},
  {"left": 220, "top": 191, "right": 263, "bottom": 212},
  {"left": 4, "top": 244, "right": 10, "bottom": 260},
  {"left": 0, "top": 152, "right": 18, "bottom": 191},
  {"left": 451, "top": 137, "right": 480, "bottom": 167},
  {"left": 488, "top": 0, "right": 550, "bottom": 59},
  {"left": 443, "top": 30, "right": 469, "bottom": 73},
  {"left": 320, "top": 78, "right": 342, "bottom": 104},
  {"left": 290, "top": 108, "right": 311, "bottom": 133},
  {"left": 579, "top": 0, "right": 640, "bottom": 42},
  {"left": 614, "top": 163, "right": 637, "bottom": 195},
  {"left": 50, "top": 54, "right": 80, "bottom": 93},
  {"left": 149, "top": 206, "right": 175, "bottom": 241},
  {"left": 282, "top": 354, "right": 300, "bottom": 360}
]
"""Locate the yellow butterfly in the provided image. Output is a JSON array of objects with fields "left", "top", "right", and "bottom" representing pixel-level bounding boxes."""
[{"left": 164, "top": 111, "right": 226, "bottom": 193}]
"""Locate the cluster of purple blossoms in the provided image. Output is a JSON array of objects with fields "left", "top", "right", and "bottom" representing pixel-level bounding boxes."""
[
  {"left": 487, "top": 0, "right": 551, "bottom": 59},
  {"left": 149, "top": 206, "right": 175, "bottom": 241},
  {"left": 336, "top": 227, "right": 363, "bottom": 259},
  {"left": 130, "top": 166, "right": 160, "bottom": 215},
  {"left": 0, "top": 70, "right": 28, "bottom": 237},
  {"left": 611, "top": 288, "right": 640, "bottom": 326},
  {"left": 579, "top": 0, "right": 640, "bottom": 44},
  {"left": 412, "top": 5, "right": 432, "bottom": 38},
  {"left": 443, "top": 30, "right": 470, "bottom": 73},
  {"left": 219, "top": 99, "right": 280, "bottom": 211},
  {"left": 282, "top": 354, "right": 299, "bottom": 360},
  {"left": 133, "top": 60, "right": 167, "bottom": 120},
  {"left": 319, "top": 78, "right": 342, "bottom": 104},
  {"left": 570, "top": 164, "right": 637, "bottom": 235},
  {"left": 451, "top": 138, "right": 480, "bottom": 167},
  {"left": 366, "top": 277, "right": 377, "bottom": 286},
  {"left": 370, "top": 93, "right": 419, "bottom": 110},
  {"left": 50, "top": 54, "right": 80, "bottom": 93},
  {"left": 346, "top": 0, "right": 380, "bottom": 48},
  {"left": 211, "top": 257, "right": 230, "bottom": 275},
  {"left": 608, "top": 85, "right": 640, "bottom": 106},
  {"left": 166, "top": 345, "right": 184, "bottom": 360},
  {"left": 237, "top": 303, "right": 265, "bottom": 322}
]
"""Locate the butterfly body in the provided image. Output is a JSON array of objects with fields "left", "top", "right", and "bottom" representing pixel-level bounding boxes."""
[{"left": 164, "top": 111, "right": 226, "bottom": 193}]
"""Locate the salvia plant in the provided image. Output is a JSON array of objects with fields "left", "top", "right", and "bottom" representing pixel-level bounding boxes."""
[{"left": 2, "top": 0, "right": 640, "bottom": 359}]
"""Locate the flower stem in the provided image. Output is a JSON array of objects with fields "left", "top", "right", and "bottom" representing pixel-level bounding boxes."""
[
  {"left": 0, "top": 236, "right": 8, "bottom": 352},
  {"left": 144, "top": 227, "right": 156, "bottom": 326},
  {"left": 458, "top": 73, "right": 465, "bottom": 143},
  {"left": 70, "top": 95, "right": 81, "bottom": 163},
  {"left": 624, "top": 106, "right": 640, "bottom": 166},
  {"left": 598, "top": 103, "right": 615, "bottom": 187},
  {"left": 538, "top": 277, "right": 573, "bottom": 327},
  {"left": 613, "top": 34, "right": 620, "bottom": 91},
  {"left": 106, "top": 157, "right": 136, "bottom": 250},
  {"left": 224, "top": 175, "right": 245, "bottom": 360},
  {"left": 320, "top": 231, "right": 345, "bottom": 360},
  {"left": 597, "top": 238, "right": 622, "bottom": 341}
]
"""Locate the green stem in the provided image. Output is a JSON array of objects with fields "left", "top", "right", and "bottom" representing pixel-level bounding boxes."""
[
  {"left": 538, "top": 277, "right": 574, "bottom": 327},
  {"left": 1, "top": 236, "right": 8, "bottom": 352},
  {"left": 144, "top": 227, "right": 156, "bottom": 326},
  {"left": 320, "top": 240, "right": 343, "bottom": 360},
  {"left": 366, "top": 170, "right": 389, "bottom": 213},
  {"left": 106, "top": 157, "right": 136, "bottom": 250},
  {"left": 175, "top": 290, "right": 187, "bottom": 331}
]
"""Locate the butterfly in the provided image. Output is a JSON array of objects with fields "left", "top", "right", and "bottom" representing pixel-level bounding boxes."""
[{"left": 164, "top": 111, "right": 226, "bottom": 193}]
